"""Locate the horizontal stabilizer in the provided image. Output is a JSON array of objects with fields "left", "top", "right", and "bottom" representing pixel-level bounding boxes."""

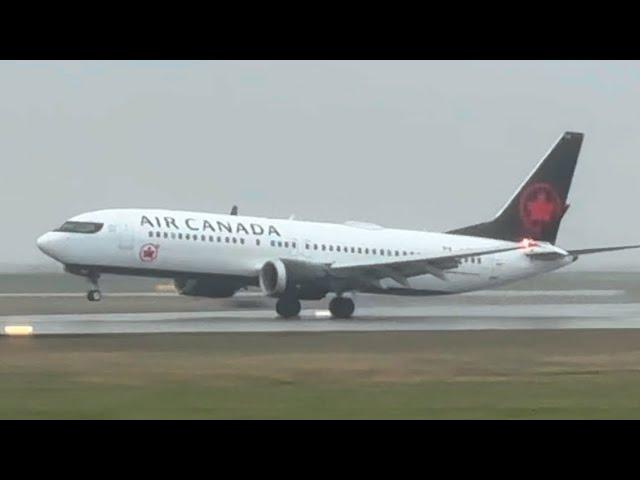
[
  {"left": 568, "top": 244, "right": 640, "bottom": 256},
  {"left": 525, "top": 251, "right": 567, "bottom": 261}
]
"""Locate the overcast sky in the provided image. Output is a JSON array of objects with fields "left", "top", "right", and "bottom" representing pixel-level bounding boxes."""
[{"left": 1, "top": 60, "right": 638, "bottom": 271}]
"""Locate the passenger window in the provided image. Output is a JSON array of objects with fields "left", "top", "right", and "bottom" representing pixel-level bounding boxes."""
[
  {"left": 256, "top": 239, "right": 261, "bottom": 246},
  {"left": 337, "top": 246, "right": 341, "bottom": 252},
  {"left": 178, "top": 233, "right": 183, "bottom": 240},
  {"left": 209, "top": 235, "right": 214, "bottom": 242},
  {"left": 372, "top": 249, "right": 377, "bottom": 254},
  {"left": 322, "top": 245, "right": 326, "bottom": 251},
  {"left": 278, "top": 241, "right": 282, "bottom": 247},
  {"left": 156, "top": 232, "right": 161, "bottom": 238},
  {"left": 284, "top": 241, "right": 289, "bottom": 248},
  {"left": 306, "top": 244, "right": 310, "bottom": 250},
  {"left": 225, "top": 237, "right": 230, "bottom": 243},
  {"left": 240, "top": 238, "right": 245, "bottom": 245},
  {"left": 171, "top": 233, "right": 176, "bottom": 239},
  {"left": 395, "top": 251, "right": 399, "bottom": 256},
  {"left": 314, "top": 244, "right": 318, "bottom": 250},
  {"left": 148, "top": 231, "right": 153, "bottom": 238},
  {"left": 365, "top": 248, "right": 369, "bottom": 254},
  {"left": 163, "top": 232, "right": 168, "bottom": 239},
  {"left": 381, "top": 249, "right": 385, "bottom": 256},
  {"left": 478, "top": 257, "right": 482, "bottom": 264},
  {"left": 217, "top": 236, "right": 221, "bottom": 242},
  {"left": 193, "top": 235, "right": 198, "bottom": 241},
  {"left": 201, "top": 235, "right": 206, "bottom": 241},
  {"left": 271, "top": 240, "right": 275, "bottom": 247},
  {"left": 186, "top": 234, "right": 190, "bottom": 240},
  {"left": 357, "top": 247, "right": 362, "bottom": 254},
  {"left": 232, "top": 237, "right": 237, "bottom": 244},
  {"left": 329, "top": 245, "right": 334, "bottom": 251}
]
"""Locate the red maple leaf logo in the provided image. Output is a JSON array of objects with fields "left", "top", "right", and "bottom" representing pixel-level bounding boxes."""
[
  {"left": 139, "top": 244, "right": 159, "bottom": 262},
  {"left": 518, "top": 182, "right": 563, "bottom": 236},
  {"left": 526, "top": 191, "right": 556, "bottom": 222}
]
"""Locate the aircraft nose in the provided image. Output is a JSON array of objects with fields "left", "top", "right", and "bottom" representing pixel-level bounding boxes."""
[{"left": 36, "top": 232, "right": 60, "bottom": 258}]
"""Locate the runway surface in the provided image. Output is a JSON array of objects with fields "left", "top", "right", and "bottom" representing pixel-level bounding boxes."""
[{"left": 2, "top": 289, "right": 640, "bottom": 335}]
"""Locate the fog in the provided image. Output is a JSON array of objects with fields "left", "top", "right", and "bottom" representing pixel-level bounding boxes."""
[{"left": 1, "top": 61, "right": 638, "bottom": 271}]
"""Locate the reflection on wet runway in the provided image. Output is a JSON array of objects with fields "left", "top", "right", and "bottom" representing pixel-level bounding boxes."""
[{"left": 2, "top": 300, "right": 640, "bottom": 335}]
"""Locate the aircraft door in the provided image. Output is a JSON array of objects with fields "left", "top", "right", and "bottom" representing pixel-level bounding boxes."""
[
  {"left": 118, "top": 223, "right": 134, "bottom": 250},
  {"left": 490, "top": 255, "right": 505, "bottom": 282}
]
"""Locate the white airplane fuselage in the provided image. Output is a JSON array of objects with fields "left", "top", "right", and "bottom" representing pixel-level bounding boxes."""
[
  {"left": 36, "top": 208, "right": 573, "bottom": 296},
  {"left": 35, "top": 132, "right": 639, "bottom": 318}
]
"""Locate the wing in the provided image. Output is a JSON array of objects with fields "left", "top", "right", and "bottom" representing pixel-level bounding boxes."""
[
  {"left": 329, "top": 245, "right": 520, "bottom": 287},
  {"left": 568, "top": 244, "right": 640, "bottom": 256}
]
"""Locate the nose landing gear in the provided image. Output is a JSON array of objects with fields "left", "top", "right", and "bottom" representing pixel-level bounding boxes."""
[
  {"left": 86, "top": 272, "right": 102, "bottom": 302},
  {"left": 87, "top": 289, "right": 102, "bottom": 302}
]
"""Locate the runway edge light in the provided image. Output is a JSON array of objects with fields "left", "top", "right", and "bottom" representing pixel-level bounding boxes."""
[{"left": 4, "top": 325, "right": 34, "bottom": 336}]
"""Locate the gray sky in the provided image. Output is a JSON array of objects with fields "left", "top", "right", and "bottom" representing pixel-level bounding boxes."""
[{"left": 1, "top": 61, "right": 638, "bottom": 271}]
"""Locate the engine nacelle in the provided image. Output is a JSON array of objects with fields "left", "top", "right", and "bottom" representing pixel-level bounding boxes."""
[
  {"left": 259, "top": 259, "right": 329, "bottom": 299},
  {"left": 174, "top": 277, "right": 241, "bottom": 298},
  {"left": 259, "top": 260, "right": 288, "bottom": 296}
]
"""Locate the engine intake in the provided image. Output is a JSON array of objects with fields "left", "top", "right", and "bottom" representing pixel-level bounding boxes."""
[{"left": 259, "top": 259, "right": 329, "bottom": 300}]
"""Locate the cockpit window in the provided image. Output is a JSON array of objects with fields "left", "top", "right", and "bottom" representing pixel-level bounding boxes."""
[{"left": 55, "top": 221, "right": 104, "bottom": 234}]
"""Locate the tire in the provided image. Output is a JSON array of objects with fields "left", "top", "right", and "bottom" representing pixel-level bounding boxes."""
[
  {"left": 329, "top": 297, "right": 355, "bottom": 319},
  {"left": 276, "top": 297, "right": 301, "bottom": 318},
  {"left": 87, "top": 290, "right": 102, "bottom": 302}
]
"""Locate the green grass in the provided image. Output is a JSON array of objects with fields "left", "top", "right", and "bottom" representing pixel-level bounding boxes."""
[
  {"left": 4, "top": 373, "right": 640, "bottom": 419},
  {"left": 3, "top": 331, "right": 640, "bottom": 419}
]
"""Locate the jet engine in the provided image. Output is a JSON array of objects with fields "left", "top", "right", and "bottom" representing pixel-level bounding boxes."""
[
  {"left": 174, "top": 277, "right": 241, "bottom": 298},
  {"left": 258, "top": 259, "right": 329, "bottom": 299}
]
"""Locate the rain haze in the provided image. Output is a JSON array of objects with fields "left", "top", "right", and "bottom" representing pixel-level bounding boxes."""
[{"left": 1, "top": 60, "right": 638, "bottom": 272}]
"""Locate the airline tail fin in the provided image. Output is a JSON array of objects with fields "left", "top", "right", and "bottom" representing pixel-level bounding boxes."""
[{"left": 448, "top": 132, "right": 584, "bottom": 244}]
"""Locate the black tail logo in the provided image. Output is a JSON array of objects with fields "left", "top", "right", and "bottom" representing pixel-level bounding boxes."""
[{"left": 448, "top": 132, "right": 583, "bottom": 244}]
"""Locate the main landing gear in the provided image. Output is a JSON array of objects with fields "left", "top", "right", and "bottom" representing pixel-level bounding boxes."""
[
  {"left": 86, "top": 272, "right": 102, "bottom": 302},
  {"left": 329, "top": 297, "right": 355, "bottom": 319},
  {"left": 275, "top": 296, "right": 301, "bottom": 318},
  {"left": 274, "top": 295, "right": 355, "bottom": 319}
]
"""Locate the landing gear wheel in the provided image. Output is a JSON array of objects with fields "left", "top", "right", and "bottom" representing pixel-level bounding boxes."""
[
  {"left": 276, "top": 297, "right": 301, "bottom": 318},
  {"left": 329, "top": 297, "right": 355, "bottom": 319},
  {"left": 87, "top": 289, "right": 102, "bottom": 302}
]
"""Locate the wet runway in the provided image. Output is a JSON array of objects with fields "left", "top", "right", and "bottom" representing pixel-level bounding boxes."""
[{"left": 2, "top": 289, "right": 640, "bottom": 335}]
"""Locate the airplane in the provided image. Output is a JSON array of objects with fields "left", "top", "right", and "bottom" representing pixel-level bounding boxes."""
[{"left": 36, "top": 132, "right": 639, "bottom": 319}]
